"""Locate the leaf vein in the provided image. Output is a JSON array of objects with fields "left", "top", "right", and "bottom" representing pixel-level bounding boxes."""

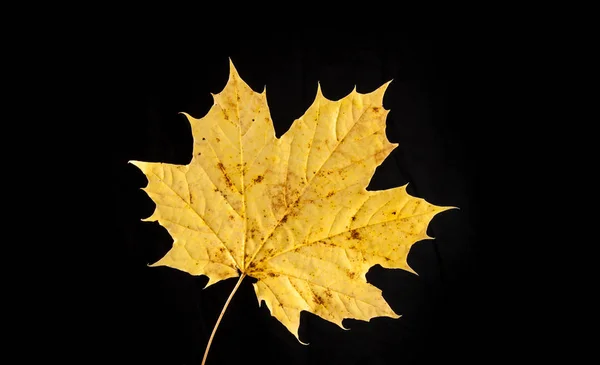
[{"left": 148, "top": 171, "right": 241, "bottom": 268}]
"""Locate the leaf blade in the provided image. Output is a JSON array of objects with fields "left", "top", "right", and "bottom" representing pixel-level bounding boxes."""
[{"left": 131, "top": 60, "right": 453, "bottom": 341}]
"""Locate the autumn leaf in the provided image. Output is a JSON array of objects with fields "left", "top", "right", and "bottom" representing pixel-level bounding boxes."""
[{"left": 130, "top": 59, "right": 452, "bottom": 363}]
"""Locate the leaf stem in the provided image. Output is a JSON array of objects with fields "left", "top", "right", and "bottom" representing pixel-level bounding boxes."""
[{"left": 201, "top": 273, "right": 246, "bottom": 365}]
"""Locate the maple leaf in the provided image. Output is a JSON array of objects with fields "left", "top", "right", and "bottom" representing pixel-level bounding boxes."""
[{"left": 130, "top": 60, "right": 452, "bottom": 363}]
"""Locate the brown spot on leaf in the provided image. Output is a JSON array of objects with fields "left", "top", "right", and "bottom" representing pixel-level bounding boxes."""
[
  {"left": 372, "top": 106, "right": 380, "bottom": 112},
  {"left": 324, "top": 289, "right": 332, "bottom": 298},
  {"left": 197, "top": 152, "right": 202, "bottom": 156},
  {"left": 269, "top": 183, "right": 287, "bottom": 214},
  {"left": 189, "top": 192, "right": 194, "bottom": 204},
  {"left": 347, "top": 271, "right": 357, "bottom": 279},
  {"left": 248, "top": 262, "right": 257, "bottom": 270},
  {"left": 213, "top": 187, "right": 219, "bottom": 192},
  {"left": 351, "top": 216, "right": 356, "bottom": 221},
  {"left": 392, "top": 211, "right": 397, "bottom": 215},
  {"left": 202, "top": 137, "right": 206, "bottom": 141},
  {"left": 326, "top": 191, "right": 334, "bottom": 198},
  {"left": 350, "top": 230, "right": 361, "bottom": 240},
  {"left": 218, "top": 247, "right": 225, "bottom": 253},
  {"left": 253, "top": 175, "right": 264, "bottom": 183},
  {"left": 228, "top": 215, "right": 234, "bottom": 221},
  {"left": 216, "top": 137, "right": 221, "bottom": 142},
  {"left": 267, "top": 272, "right": 278, "bottom": 278},
  {"left": 326, "top": 240, "right": 336, "bottom": 247},
  {"left": 281, "top": 215, "right": 288, "bottom": 224},
  {"left": 313, "top": 294, "right": 325, "bottom": 306},
  {"left": 217, "top": 162, "right": 234, "bottom": 188}
]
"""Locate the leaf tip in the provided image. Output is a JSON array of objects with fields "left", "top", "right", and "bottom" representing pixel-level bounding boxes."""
[
  {"left": 380, "top": 79, "right": 393, "bottom": 94},
  {"left": 204, "top": 277, "right": 219, "bottom": 288},
  {"left": 228, "top": 57, "right": 240, "bottom": 79},
  {"left": 368, "top": 80, "right": 393, "bottom": 106},
  {"left": 148, "top": 256, "right": 166, "bottom": 268},
  {"left": 404, "top": 264, "right": 418, "bottom": 276},
  {"left": 316, "top": 81, "right": 323, "bottom": 98},
  {"left": 434, "top": 205, "right": 459, "bottom": 217},
  {"left": 128, "top": 160, "right": 147, "bottom": 172}
]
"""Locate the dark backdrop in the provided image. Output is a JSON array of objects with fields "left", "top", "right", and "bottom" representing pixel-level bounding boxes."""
[{"left": 104, "top": 29, "right": 484, "bottom": 365}]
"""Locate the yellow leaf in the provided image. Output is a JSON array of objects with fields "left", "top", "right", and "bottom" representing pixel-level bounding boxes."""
[{"left": 130, "top": 60, "right": 452, "bottom": 342}]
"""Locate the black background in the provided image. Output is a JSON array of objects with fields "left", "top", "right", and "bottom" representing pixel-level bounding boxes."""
[{"left": 104, "top": 29, "right": 485, "bottom": 364}]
